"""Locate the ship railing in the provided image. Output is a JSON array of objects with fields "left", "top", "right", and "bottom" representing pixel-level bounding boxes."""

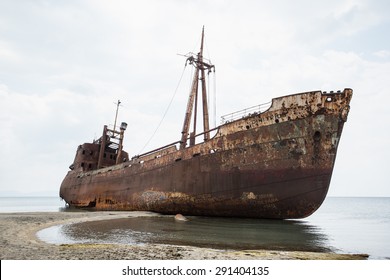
[
  {"left": 133, "top": 127, "right": 220, "bottom": 160},
  {"left": 220, "top": 101, "right": 272, "bottom": 124},
  {"left": 134, "top": 141, "right": 181, "bottom": 160}
]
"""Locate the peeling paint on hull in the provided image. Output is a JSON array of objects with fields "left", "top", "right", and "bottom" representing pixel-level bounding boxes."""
[{"left": 60, "top": 89, "right": 352, "bottom": 219}]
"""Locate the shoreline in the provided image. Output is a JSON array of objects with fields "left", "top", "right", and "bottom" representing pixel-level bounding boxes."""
[{"left": 0, "top": 211, "right": 368, "bottom": 260}]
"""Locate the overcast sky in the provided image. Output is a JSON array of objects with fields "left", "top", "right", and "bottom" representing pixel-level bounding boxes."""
[{"left": 1, "top": 0, "right": 389, "bottom": 197}]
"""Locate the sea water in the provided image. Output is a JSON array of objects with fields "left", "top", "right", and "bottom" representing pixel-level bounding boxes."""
[
  {"left": 2, "top": 196, "right": 389, "bottom": 259},
  {"left": 0, "top": 196, "right": 66, "bottom": 212},
  {"left": 305, "top": 197, "right": 390, "bottom": 259}
]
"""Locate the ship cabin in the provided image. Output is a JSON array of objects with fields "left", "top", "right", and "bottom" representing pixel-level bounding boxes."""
[{"left": 69, "top": 122, "right": 129, "bottom": 172}]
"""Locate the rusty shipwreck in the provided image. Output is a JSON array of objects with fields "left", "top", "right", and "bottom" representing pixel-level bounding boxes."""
[{"left": 60, "top": 29, "right": 352, "bottom": 219}]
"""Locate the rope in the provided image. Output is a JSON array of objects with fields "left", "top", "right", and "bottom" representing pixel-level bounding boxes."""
[
  {"left": 213, "top": 69, "right": 217, "bottom": 128},
  {"left": 138, "top": 65, "right": 187, "bottom": 154},
  {"left": 207, "top": 71, "right": 216, "bottom": 128}
]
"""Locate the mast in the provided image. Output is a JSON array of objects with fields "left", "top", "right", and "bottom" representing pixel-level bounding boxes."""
[
  {"left": 97, "top": 100, "right": 127, "bottom": 169},
  {"left": 200, "top": 27, "right": 210, "bottom": 141},
  {"left": 113, "top": 100, "right": 121, "bottom": 135},
  {"left": 180, "top": 27, "right": 215, "bottom": 149},
  {"left": 180, "top": 63, "right": 199, "bottom": 149}
]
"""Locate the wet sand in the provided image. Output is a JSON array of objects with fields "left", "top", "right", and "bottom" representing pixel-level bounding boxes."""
[{"left": 0, "top": 211, "right": 368, "bottom": 260}]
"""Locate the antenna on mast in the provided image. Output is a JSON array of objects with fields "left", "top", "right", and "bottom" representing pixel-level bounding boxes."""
[{"left": 113, "top": 100, "right": 122, "bottom": 133}]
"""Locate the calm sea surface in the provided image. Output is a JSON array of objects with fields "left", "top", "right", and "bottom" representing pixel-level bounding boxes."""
[
  {"left": 1, "top": 196, "right": 389, "bottom": 259},
  {"left": 0, "top": 196, "right": 66, "bottom": 212}
]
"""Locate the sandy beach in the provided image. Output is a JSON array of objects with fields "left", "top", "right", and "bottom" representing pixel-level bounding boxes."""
[{"left": 0, "top": 211, "right": 369, "bottom": 260}]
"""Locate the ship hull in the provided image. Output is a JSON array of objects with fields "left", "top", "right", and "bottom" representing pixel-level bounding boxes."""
[{"left": 60, "top": 89, "right": 352, "bottom": 219}]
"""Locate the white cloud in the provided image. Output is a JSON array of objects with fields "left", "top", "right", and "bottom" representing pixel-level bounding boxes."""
[
  {"left": 373, "top": 50, "right": 390, "bottom": 58},
  {"left": 0, "top": 41, "right": 21, "bottom": 62}
]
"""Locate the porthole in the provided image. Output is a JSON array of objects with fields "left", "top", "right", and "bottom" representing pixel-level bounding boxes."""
[{"left": 313, "top": 131, "right": 321, "bottom": 141}]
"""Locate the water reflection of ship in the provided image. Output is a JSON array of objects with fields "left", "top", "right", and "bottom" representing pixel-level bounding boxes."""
[{"left": 60, "top": 216, "right": 333, "bottom": 253}]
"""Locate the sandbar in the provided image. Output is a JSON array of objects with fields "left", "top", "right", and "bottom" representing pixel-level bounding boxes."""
[{"left": 0, "top": 211, "right": 368, "bottom": 260}]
